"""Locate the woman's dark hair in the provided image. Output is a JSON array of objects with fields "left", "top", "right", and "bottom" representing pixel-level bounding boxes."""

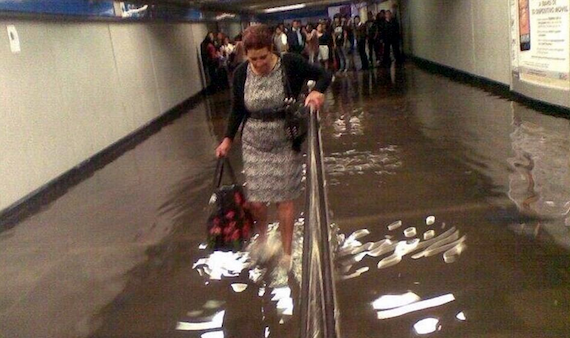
[{"left": 243, "top": 24, "right": 273, "bottom": 52}]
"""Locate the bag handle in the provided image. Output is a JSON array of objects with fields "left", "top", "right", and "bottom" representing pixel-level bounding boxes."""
[
  {"left": 213, "top": 157, "right": 238, "bottom": 188},
  {"left": 281, "top": 57, "right": 294, "bottom": 100}
]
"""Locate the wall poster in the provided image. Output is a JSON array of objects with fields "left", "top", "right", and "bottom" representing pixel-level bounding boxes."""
[{"left": 510, "top": 0, "right": 570, "bottom": 90}]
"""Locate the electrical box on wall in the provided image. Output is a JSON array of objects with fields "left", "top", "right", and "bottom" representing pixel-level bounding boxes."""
[{"left": 7, "top": 25, "right": 21, "bottom": 53}]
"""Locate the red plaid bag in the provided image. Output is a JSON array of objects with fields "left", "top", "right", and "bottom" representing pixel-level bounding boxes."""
[{"left": 206, "top": 158, "right": 254, "bottom": 251}]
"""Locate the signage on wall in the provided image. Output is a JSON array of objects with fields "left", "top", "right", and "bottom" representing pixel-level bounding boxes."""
[
  {"left": 0, "top": 1, "right": 209, "bottom": 21},
  {"left": 7, "top": 25, "right": 20, "bottom": 53},
  {"left": 0, "top": 0, "right": 115, "bottom": 16},
  {"left": 510, "top": 0, "right": 570, "bottom": 90}
]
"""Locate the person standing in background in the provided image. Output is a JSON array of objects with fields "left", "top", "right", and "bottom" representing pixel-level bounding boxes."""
[
  {"left": 273, "top": 26, "right": 289, "bottom": 55},
  {"left": 354, "top": 16, "right": 369, "bottom": 70},
  {"left": 382, "top": 10, "right": 402, "bottom": 67},
  {"left": 202, "top": 32, "right": 223, "bottom": 93},
  {"left": 305, "top": 23, "right": 319, "bottom": 64},
  {"left": 375, "top": 11, "right": 386, "bottom": 66},
  {"left": 366, "top": 11, "right": 378, "bottom": 67},
  {"left": 316, "top": 22, "right": 331, "bottom": 70},
  {"left": 287, "top": 20, "right": 306, "bottom": 55},
  {"left": 333, "top": 15, "right": 347, "bottom": 72},
  {"left": 344, "top": 16, "right": 356, "bottom": 71}
]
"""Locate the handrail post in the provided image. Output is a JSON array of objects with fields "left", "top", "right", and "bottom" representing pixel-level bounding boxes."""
[{"left": 299, "top": 105, "right": 341, "bottom": 338}]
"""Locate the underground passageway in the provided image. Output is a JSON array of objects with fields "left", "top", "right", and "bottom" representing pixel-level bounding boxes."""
[{"left": 1, "top": 63, "right": 569, "bottom": 338}]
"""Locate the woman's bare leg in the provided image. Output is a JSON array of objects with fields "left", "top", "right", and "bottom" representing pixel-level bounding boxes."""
[
  {"left": 249, "top": 202, "right": 268, "bottom": 239},
  {"left": 276, "top": 201, "right": 295, "bottom": 256}
]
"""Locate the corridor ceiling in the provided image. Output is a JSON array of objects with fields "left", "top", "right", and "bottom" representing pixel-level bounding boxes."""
[{"left": 122, "top": 0, "right": 348, "bottom": 15}]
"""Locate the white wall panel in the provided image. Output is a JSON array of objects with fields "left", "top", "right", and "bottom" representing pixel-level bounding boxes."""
[
  {"left": 109, "top": 24, "right": 162, "bottom": 131},
  {"left": 147, "top": 24, "right": 198, "bottom": 112},
  {"left": 0, "top": 20, "right": 207, "bottom": 211},
  {"left": 403, "top": 0, "right": 511, "bottom": 85},
  {"left": 472, "top": 0, "right": 511, "bottom": 84}
]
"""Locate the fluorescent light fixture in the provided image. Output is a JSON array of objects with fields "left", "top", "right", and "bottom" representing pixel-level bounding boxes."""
[
  {"left": 377, "top": 294, "right": 455, "bottom": 320},
  {"left": 263, "top": 4, "right": 306, "bottom": 13},
  {"left": 216, "top": 13, "right": 236, "bottom": 20}
]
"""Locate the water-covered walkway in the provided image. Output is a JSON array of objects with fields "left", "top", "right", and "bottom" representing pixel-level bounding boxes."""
[{"left": 1, "top": 63, "right": 569, "bottom": 338}]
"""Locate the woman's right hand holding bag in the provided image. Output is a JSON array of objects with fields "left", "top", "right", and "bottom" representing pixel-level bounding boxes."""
[{"left": 216, "top": 137, "right": 232, "bottom": 158}]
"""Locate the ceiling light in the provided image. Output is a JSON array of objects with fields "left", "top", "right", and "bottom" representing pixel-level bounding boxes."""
[
  {"left": 263, "top": 4, "right": 306, "bottom": 13},
  {"left": 216, "top": 13, "right": 236, "bottom": 20}
]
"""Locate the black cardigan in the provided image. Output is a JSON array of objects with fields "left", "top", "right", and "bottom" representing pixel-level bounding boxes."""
[{"left": 224, "top": 53, "right": 332, "bottom": 140}]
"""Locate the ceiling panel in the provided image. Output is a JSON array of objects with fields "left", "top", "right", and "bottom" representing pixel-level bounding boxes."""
[{"left": 119, "top": 0, "right": 343, "bottom": 14}]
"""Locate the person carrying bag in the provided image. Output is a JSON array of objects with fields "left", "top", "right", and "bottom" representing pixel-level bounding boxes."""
[{"left": 215, "top": 24, "right": 331, "bottom": 270}]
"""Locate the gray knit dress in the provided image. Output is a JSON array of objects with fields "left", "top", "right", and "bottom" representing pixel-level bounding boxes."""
[{"left": 242, "top": 58, "right": 303, "bottom": 203}]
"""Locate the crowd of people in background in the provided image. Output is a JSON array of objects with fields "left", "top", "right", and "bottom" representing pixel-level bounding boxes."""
[{"left": 200, "top": 8, "right": 402, "bottom": 92}]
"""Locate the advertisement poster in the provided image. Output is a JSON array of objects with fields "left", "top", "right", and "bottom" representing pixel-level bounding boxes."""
[{"left": 511, "top": 0, "right": 570, "bottom": 90}]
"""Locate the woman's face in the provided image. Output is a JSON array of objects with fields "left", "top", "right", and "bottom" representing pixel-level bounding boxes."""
[{"left": 246, "top": 47, "right": 273, "bottom": 74}]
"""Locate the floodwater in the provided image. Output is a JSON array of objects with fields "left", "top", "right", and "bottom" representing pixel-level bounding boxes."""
[
  {"left": 324, "top": 65, "right": 570, "bottom": 337},
  {"left": 0, "top": 63, "right": 569, "bottom": 338}
]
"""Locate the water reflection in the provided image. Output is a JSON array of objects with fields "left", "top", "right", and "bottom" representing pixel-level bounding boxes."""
[
  {"left": 337, "top": 218, "right": 466, "bottom": 277},
  {"left": 372, "top": 292, "right": 420, "bottom": 310},
  {"left": 507, "top": 107, "right": 570, "bottom": 248},
  {"left": 325, "top": 146, "right": 402, "bottom": 177},
  {"left": 376, "top": 294, "right": 455, "bottom": 320},
  {"left": 456, "top": 312, "right": 466, "bottom": 321},
  {"left": 190, "top": 219, "right": 304, "bottom": 337},
  {"left": 202, "top": 331, "right": 225, "bottom": 338},
  {"left": 176, "top": 310, "right": 225, "bottom": 331},
  {"left": 413, "top": 317, "right": 440, "bottom": 335}
]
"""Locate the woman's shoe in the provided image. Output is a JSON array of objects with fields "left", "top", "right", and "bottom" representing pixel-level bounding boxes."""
[{"left": 247, "top": 236, "right": 282, "bottom": 265}]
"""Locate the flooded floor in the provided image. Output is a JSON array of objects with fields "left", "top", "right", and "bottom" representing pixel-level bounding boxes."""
[
  {"left": 325, "top": 65, "right": 570, "bottom": 337},
  {"left": 1, "top": 63, "right": 569, "bottom": 338}
]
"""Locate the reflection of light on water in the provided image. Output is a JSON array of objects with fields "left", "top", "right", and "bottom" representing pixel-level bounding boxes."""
[
  {"left": 423, "top": 230, "right": 435, "bottom": 240},
  {"left": 193, "top": 219, "right": 305, "bottom": 286},
  {"left": 176, "top": 311, "right": 225, "bottom": 331},
  {"left": 231, "top": 283, "right": 248, "bottom": 293},
  {"left": 337, "top": 219, "right": 466, "bottom": 281},
  {"left": 202, "top": 331, "right": 224, "bottom": 338},
  {"left": 376, "top": 294, "right": 455, "bottom": 319},
  {"left": 331, "top": 113, "right": 364, "bottom": 138},
  {"left": 388, "top": 220, "right": 402, "bottom": 231},
  {"left": 325, "top": 147, "right": 401, "bottom": 177},
  {"left": 271, "top": 287, "right": 294, "bottom": 316},
  {"left": 372, "top": 292, "right": 421, "bottom": 310},
  {"left": 456, "top": 312, "right": 466, "bottom": 321},
  {"left": 340, "top": 266, "right": 369, "bottom": 280},
  {"left": 413, "top": 318, "right": 440, "bottom": 335},
  {"left": 508, "top": 119, "right": 570, "bottom": 248},
  {"left": 404, "top": 227, "right": 417, "bottom": 237},
  {"left": 193, "top": 251, "right": 249, "bottom": 281}
]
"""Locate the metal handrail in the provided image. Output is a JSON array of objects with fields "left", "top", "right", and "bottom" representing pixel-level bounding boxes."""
[{"left": 299, "top": 105, "right": 341, "bottom": 338}]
